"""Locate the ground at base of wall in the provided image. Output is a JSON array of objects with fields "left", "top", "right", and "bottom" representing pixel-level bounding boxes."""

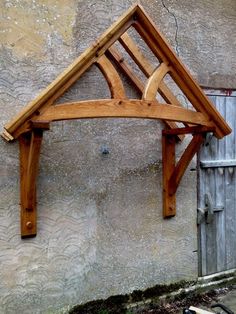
[
  {"left": 133, "top": 287, "right": 236, "bottom": 314},
  {"left": 68, "top": 282, "right": 236, "bottom": 314}
]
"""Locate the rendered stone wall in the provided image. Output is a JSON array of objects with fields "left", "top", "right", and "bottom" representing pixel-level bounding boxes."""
[{"left": 0, "top": 1, "right": 235, "bottom": 313}]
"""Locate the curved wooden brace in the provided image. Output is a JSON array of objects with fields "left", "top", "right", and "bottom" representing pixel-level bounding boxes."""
[
  {"left": 143, "top": 63, "right": 170, "bottom": 100},
  {"left": 96, "top": 55, "right": 126, "bottom": 99},
  {"left": 33, "top": 99, "right": 213, "bottom": 127}
]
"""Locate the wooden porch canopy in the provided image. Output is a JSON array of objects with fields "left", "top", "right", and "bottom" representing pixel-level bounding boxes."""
[{"left": 2, "top": 4, "right": 231, "bottom": 238}]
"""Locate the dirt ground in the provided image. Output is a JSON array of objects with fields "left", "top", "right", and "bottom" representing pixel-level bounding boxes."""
[
  {"left": 132, "top": 286, "right": 236, "bottom": 314},
  {"left": 69, "top": 284, "right": 236, "bottom": 314}
]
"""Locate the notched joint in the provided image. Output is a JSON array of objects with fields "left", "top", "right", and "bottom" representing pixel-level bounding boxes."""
[{"left": 30, "top": 120, "right": 50, "bottom": 130}]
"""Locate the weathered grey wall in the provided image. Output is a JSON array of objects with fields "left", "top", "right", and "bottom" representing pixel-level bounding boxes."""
[{"left": 0, "top": 1, "right": 235, "bottom": 313}]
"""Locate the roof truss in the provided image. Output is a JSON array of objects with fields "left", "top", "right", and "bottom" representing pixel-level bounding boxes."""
[{"left": 1, "top": 4, "right": 231, "bottom": 237}]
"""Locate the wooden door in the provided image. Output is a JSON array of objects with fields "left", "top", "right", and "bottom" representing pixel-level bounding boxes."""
[{"left": 198, "top": 90, "right": 236, "bottom": 276}]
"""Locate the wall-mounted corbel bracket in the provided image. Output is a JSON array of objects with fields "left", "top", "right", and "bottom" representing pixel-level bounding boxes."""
[
  {"left": 19, "top": 122, "right": 49, "bottom": 238},
  {"left": 162, "top": 126, "right": 214, "bottom": 218}
]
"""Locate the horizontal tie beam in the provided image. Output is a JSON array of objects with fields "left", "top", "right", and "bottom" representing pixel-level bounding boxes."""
[{"left": 33, "top": 99, "right": 214, "bottom": 127}]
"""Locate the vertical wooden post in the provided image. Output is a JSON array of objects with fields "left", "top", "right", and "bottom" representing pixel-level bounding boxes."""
[
  {"left": 162, "top": 133, "right": 176, "bottom": 217},
  {"left": 19, "top": 129, "right": 43, "bottom": 238}
]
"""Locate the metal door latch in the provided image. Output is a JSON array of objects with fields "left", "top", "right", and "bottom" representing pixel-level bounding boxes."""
[{"left": 197, "top": 193, "right": 224, "bottom": 225}]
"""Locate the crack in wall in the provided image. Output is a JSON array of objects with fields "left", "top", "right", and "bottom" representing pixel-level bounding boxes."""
[{"left": 160, "top": 0, "right": 180, "bottom": 56}]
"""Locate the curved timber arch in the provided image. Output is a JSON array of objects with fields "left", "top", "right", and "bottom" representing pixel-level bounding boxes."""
[
  {"left": 1, "top": 4, "right": 230, "bottom": 238},
  {"left": 143, "top": 63, "right": 171, "bottom": 101},
  {"left": 96, "top": 55, "right": 126, "bottom": 99}
]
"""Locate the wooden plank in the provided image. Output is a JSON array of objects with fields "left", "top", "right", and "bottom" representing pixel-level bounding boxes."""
[
  {"left": 134, "top": 5, "right": 231, "bottom": 138},
  {"left": 142, "top": 63, "right": 170, "bottom": 100},
  {"left": 19, "top": 129, "right": 43, "bottom": 238},
  {"left": 223, "top": 97, "right": 235, "bottom": 270},
  {"left": 34, "top": 99, "right": 213, "bottom": 126},
  {"left": 163, "top": 126, "right": 215, "bottom": 136},
  {"left": 211, "top": 97, "right": 226, "bottom": 272},
  {"left": 199, "top": 94, "right": 236, "bottom": 275},
  {"left": 169, "top": 134, "right": 204, "bottom": 196},
  {"left": 3, "top": 5, "right": 138, "bottom": 138},
  {"left": 96, "top": 55, "right": 126, "bottom": 99},
  {"left": 1, "top": 129, "right": 14, "bottom": 141},
  {"left": 200, "top": 159, "right": 236, "bottom": 168},
  {"left": 215, "top": 165, "right": 226, "bottom": 272},
  {"left": 205, "top": 167, "right": 217, "bottom": 274},
  {"left": 162, "top": 134, "right": 176, "bottom": 217},
  {"left": 198, "top": 148, "right": 207, "bottom": 276}
]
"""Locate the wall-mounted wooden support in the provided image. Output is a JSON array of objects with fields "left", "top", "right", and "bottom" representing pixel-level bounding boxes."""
[
  {"left": 162, "top": 134, "right": 176, "bottom": 217},
  {"left": 1, "top": 5, "right": 231, "bottom": 238},
  {"left": 162, "top": 129, "right": 207, "bottom": 217},
  {"left": 19, "top": 128, "right": 45, "bottom": 238}
]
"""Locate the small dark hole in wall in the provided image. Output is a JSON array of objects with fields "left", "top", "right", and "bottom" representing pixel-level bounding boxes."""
[{"left": 101, "top": 145, "right": 110, "bottom": 156}]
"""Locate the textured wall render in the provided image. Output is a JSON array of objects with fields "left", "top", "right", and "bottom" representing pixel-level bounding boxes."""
[{"left": 0, "top": 1, "right": 235, "bottom": 313}]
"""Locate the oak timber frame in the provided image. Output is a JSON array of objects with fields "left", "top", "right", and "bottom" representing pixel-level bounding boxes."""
[{"left": 1, "top": 4, "right": 231, "bottom": 238}]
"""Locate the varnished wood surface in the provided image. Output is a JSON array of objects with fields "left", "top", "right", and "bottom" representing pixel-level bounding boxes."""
[
  {"left": 169, "top": 133, "right": 204, "bottom": 196},
  {"left": 3, "top": 4, "right": 137, "bottom": 137},
  {"left": 162, "top": 135, "right": 176, "bottom": 217},
  {"left": 142, "top": 63, "right": 170, "bottom": 100},
  {"left": 33, "top": 99, "right": 213, "bottom": 126},
  {"left": 2, "top": 4, "right": 231, "bottom": 140},
  {"left": 134, "top": 5, "right": 231, "bottom": 138},
  {"left": 19, "top": 130, "right": 43, "bottom": 238},
  {"left": 107, "top": 47, "right": 183, "bottom": 140},
  {"left": 96, "top": 55, "right": 126, "bottom": 99}
]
